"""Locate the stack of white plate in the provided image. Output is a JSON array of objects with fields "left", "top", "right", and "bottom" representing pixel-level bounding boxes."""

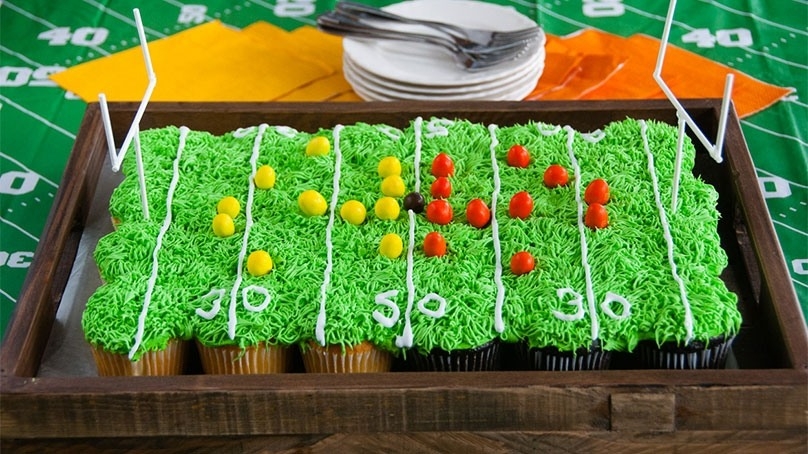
[{"left": 342, "top": 0, "right": 545, "bottom": 101}]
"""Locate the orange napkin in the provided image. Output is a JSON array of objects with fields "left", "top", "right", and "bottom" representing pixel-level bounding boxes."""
[
  {"left": 526, "top": 34, "right": 627, "bottom": 101},
  {"left": 51, "top": 21, "right": 334, "bottom": 102},
  {"left": 553, "top": 29, "right": 792, "bottom": 117}
]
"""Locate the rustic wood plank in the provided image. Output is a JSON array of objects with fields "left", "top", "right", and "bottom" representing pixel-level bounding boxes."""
[
  {"left": 3, "top": 431, "right": 806, "bottom": 453},
  {"left": 610, "top": 393, "right": 675, "bottom": 432}
]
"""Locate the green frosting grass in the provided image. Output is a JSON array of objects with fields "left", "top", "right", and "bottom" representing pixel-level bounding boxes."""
[{"left": 83, "top": 118, "right": 740, "bottom": 359}]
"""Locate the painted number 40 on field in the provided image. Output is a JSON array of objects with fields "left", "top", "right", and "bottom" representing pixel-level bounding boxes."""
[
  {"left": 38, "top": 27, "right": 108, "bottom": 47},
  {"left": 682, "top": 28, "right": 753, "bottom": 48}
]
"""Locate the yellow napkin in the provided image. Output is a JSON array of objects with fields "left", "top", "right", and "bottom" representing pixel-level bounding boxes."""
[
  {"left": 241, "top": 23, "right": 355, "bottom": 101},
  {"left": 51, "top": 21, "right": 335, "bottom": 102}
]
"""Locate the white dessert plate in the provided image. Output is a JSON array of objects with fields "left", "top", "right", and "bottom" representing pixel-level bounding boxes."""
[
  {"left": 344, "top": 57, "right": 542, "bottom": 101},
  {"left": 342, "top": 0, "right": 541, "bottom": 87},
  {"left": 343, "top": 46, "right": 545, "bottom": 96}
]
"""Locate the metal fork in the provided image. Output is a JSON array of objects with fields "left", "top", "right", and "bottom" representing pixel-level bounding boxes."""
[
  {"left": 317, "top": 12, "right": 539, "bottom": 71},
  {"left": 334, "top": 0, "right": 541, "bottom": 50}
]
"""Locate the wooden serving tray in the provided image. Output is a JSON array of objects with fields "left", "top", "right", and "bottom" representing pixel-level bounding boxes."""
[{"left": 1, "top": 100, "right": 806, "bottom": 446}]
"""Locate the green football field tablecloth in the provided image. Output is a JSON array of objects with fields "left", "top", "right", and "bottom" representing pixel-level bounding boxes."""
[{"left": 0, "top": 0, "right": 806, "bottom": 338}]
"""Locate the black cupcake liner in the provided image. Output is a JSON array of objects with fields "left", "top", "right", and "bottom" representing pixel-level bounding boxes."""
[
  {"left": 408, "top": 339, "right": 500, "bottom": 372},
  {"left": 517, "top": 341, "right": 611, "bottom": 371},
  {"left": 635, "top": 335, "right": 735, "bottom": 369}
]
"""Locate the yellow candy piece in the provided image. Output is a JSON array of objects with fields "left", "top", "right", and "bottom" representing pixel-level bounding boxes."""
[
  {"left": 254, "top": 165, "right": 276, "bottom": 189},
  {"left": 247, "top": 250, "right": 273, "bottom": 276},
  {"left": 306, "top": 136, "right": 330, "bottom": 157},
  {"left": 377, "top": 156, "right": 402, "bottom": 178},
  {"left": 379, "top": 233, "right": 404, "bottom": 259},
  {"left": 212, "top": 213, "right": 235, "bottom": 237},
  {"left": 298, "top": 189, "right": 328, "bottom": 216},
  {"left": 374, "top": 196, "right": 400, "bottom": 221},
  {"left": 217, "top": 196, "right": 240, "bottom": 218},
  {"left": 340, "top": 200, "right": 367, "bottom": 225},
  {"left": 380, "top": 175, "right": 406, "bottom": 198}
]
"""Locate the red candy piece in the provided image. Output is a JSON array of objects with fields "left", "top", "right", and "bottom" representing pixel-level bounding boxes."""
[
  {"left": 543, "top": 164, "right": 569, "bottom": 188},
  {"left": 585, "top": 203, "right": 609, "bottom": 229},
  {"left": 426, "top": 199, "right": 453, "bottom": 225},
  {"left": 431, "top": 153, "right": 455, "bottom": 177},
  {"left": 508, "top": 191, "right": 533, "bottom": 219},
  {"left": 506, "top": 144, "right": 530, "bottom": 168},
  {"left": 466, "top": 198, "right": 491, "bottom": 229},
  {"left": 430, "top": 176, "right": 452, "bottom": 199},
  {"left": 584, "top": 178, "right": 610, "bottom": 205},
  {"left": 510, "top": 251, "right": 535, "bottom": 275},
  {"left": 424, "top": 231, "right": 447, "bottom": 257}
]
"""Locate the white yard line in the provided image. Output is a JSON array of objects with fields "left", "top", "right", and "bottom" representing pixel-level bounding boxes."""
[
  {"left": 698, "top": 0, "right": 807, "bottom": 36},
  {"left": 0, "top": 216, "right": 39, "bottom": 242},
  {"left": 0, "top": 44, "right": 48, "bottom": 67},
  {"left": 81, "top": 0, "right": 167, "bottom": 38},
  {"left": 773, "top": 219, "right": 808, "bottom": 237},
  {"left": 756, "top": 167, "right": 808, "bottom": 189},
  {"left": 793, "top": 279, "right": 808, "bottom": 290},
  {"left": 742, "top": 120, "right": 808, "bottom": 148},
  {"left": 0, "top": 151, "right": 58, "bottom": 188},
  {"left": 3, "top": 1, "right": 110, "bottom": 56},
  {"left": 0, "top": 95, "right": 76, "bottom": 140},
  {"left": 0, "top": 288, "right": 18, "bottom": 304}
]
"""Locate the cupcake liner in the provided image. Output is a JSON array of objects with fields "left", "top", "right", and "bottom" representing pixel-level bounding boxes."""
[
  {"left": 91, "top": 339, "right": 188, "bottom": 376},
  {"left": 518, "top": 342, "right": 611, "bottom": 371},
  {"left": 197, "top": 341, "right": 291, "bottom": 374},
  {"left": 408, "top": 339, "right": 500, "bottom": 372},
  {"left": 302, "top": 341, "right": 392, "bottom": 373},
  {"left": 636, "top": 335, "right": 735, "bottom": 369}
]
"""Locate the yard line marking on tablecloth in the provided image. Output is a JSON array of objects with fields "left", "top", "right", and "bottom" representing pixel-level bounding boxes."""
[
  {"left": 773, "top": 219, "right": 808, "bottom": 237},
  {"left": 0, "top": 95, "right": 76, "bottom": 140},
  {"left": 158, "top": 0, "right": 215, "bottom": 22},
  {"left": 0, "top": 44, "right": 49, "bottom": 67},
  {"left": 757, "top": 168, "right": 808, "bottom": 189},
  {"left": 621, "top": 4, "right": 808, "bottom": 71},
  {"left": 784, "top": 96, "right": 808, "bottom": 109},
  {"left": 792, "top": 0, "right": 808, "bottom": 5},
  {"left": 742, "top": 120, "right": 808, "bottom": 147},
  {"left": 698, "top": 0, "right": 808, "bottom": 36},
  {"left": 0, "top": 288, "right": 17, "bottom": 303},
  {"left": 81, "top": 0, "right": 167, "bottom": 38},
  {"left": 2, "top": 1, "right": 110, "bottom": 57},
  {"left": 0, "top": 216, "right": 38, "bottom": 242},
  {"left": 249, "top": 0, "right": 317, "bottom": 26},
  {"left": 793, "top": 279, "right": 808, "bottom": 290},
  {"left": 0, "top": 151, "right": 58, "bottom": 188}
]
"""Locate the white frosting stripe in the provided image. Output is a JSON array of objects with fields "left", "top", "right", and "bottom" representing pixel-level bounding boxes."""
[
  {"left": 129, "top": 126, "right": 189, "bottom": 359},
  {"left": 395, "top": 209, "right": 417, "bottom": 348},
  {"left": 315, "top": 124, "right": 343, "bottom": 346},
  {"left": 639, "top": 120, "right": 694, "bottom": 344},
  {"left": 487, "top": 124, "right": 505, "bottom": 333},
  {"left": 228, "top": 124, "right": 268, "bottom": 339},
  {"left": 413, "top": 117, "right": 423, "bottom": 193},
  {"left": 564, "top": 126, "right": 600, "bottom": 343}
]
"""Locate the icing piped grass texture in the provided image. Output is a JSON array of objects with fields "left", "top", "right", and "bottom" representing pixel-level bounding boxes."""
[{"left": 83, "top": 118, "right": 740, "bottom": 359}]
